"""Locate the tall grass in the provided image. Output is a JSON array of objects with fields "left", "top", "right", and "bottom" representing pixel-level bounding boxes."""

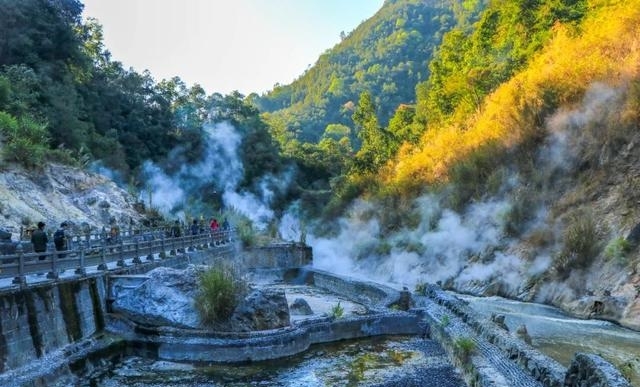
[{"left": 195, "top": 265, "right": 246, "bottom": 325}]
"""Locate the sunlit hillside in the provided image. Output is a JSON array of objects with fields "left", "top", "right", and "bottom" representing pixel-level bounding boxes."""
[{"left": 387, "top": 0, "right": 640, "bottom": 187}]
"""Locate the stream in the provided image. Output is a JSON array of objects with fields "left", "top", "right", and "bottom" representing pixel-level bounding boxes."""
[{"left": 459, "top": 294, "right": 640, "bottom": 385}]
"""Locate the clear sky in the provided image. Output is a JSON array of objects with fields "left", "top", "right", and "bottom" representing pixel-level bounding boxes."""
[{"left": 81, "top": 0, "right": 385, "bottom": 96}]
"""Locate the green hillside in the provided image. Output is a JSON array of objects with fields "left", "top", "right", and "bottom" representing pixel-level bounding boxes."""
[{"left": 253, "top": 0, "right": 460, "bottom": 145}]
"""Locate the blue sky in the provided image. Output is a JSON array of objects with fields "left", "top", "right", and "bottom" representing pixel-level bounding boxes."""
[{"left": 81, "top": 0, "right": 384, "bottom": 95}]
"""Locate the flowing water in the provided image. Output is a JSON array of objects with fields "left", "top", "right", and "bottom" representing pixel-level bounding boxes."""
[{"left": 459, "top": 294, "right": 640, "bottom": 385}]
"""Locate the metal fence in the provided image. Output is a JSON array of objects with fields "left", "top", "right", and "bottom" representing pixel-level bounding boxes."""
[{"left": 0, "top": 227, "right": 236, "bottom": 285}]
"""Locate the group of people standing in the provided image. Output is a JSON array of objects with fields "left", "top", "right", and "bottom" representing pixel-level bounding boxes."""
[
  {"left": 188, "top": 217, "right": 230, "bottom": 235},
  {"left": 30, "top": 221, "right": 69, "bottom": 260},
  {"left": 29, "top": 216, "right": 232, "bottom": 259}
]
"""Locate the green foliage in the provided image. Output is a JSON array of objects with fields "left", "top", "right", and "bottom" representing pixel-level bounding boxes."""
[
  {"left": 418, "top": 0, "right": 588, "bottom": 126},
  {"left": 255, "top": 0, "right": 456, "bottom": 144},
  {"left": 351, "top": 91, "right": 398, "bottom": 174},
  {"left": 0, "top": 112, "right": 50, "bottom": 169},
  {"left": 454, "top": 337, "right": 476, "bottom": 363},
  {"left": 447, "top": 141, "right": 506, "bottom": 211},
  {"left": 195, "top": 265, "right": 245, "bottom": 325},
  {"left": 414, "top": 282, "right": 427, "bottom": 296},
  {"left": 440, "top": 314, "right": 451, "bottom": 327},
  {"left": 553, "top": 212, "right": 600, "bottom": 278},
  {"left": 604, "top": 237, "right": 631, "bottom": 265},
  {"left": 330, "top": 301, "right": 344, "bottom": 319},
  {"left": 235, "top": 218, "right": 257, "bottom": 248}
]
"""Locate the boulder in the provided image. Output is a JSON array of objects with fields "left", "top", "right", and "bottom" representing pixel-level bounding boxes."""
[
  {"left": 290, "top": 297, "right": 314, "bottom": 315},
  {"left": 230, "top": 288, "right": 290, "bottom": 331},
  {"left": 515, "top": 324, "right": 532, "bottom": 345},
  {"left": 111, "top": 265, "right": 206, "bottom": 329}
]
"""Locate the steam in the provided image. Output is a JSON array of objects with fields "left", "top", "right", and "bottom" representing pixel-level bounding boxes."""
[
  {"left": 309, "top": 196, "right": 526, "bottom": 292},
  {"left": 308, "top": 83, "right": 627, "bottom": 297},
  {"left": 142, "top": 121, "right": 281, "bottom": 228}
]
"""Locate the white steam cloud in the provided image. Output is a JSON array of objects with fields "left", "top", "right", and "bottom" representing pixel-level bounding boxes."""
[
  {"left": 142, "top": 121, "right": 283, "bottom": 228},
  {"left": 308, "top": 83, "right": 626, "bottom": 297}
]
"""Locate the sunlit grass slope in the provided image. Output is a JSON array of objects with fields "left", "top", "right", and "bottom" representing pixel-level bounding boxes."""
[{"left": 387, "top": 0, "right": 640, "bottom": 188}]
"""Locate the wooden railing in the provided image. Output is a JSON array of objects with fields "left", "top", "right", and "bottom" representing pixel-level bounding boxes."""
[{"left": 0, "top": 228, "right": 236, "bottom": 285}]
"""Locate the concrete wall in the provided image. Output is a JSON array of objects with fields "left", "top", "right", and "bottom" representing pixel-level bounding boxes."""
[
  {"left": 0, "top": 245, "right": 236, "bottom": 379},
  {"left": 241, "top": 244, "right": 311, "bottom": 269},
  {"left": 0, "top": 277, "right": 106, "bottom": 373}
]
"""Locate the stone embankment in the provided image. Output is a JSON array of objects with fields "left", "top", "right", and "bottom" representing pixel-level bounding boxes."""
[{"left": 419, "top": 285, "right": 631, "bottom": 387}]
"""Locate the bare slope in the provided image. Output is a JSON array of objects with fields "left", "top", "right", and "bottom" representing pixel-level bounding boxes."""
[{"left": 0, "top": 163, "right": 143, "bottom": 238}]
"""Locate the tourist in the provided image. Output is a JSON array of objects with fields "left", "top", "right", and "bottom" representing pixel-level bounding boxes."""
[
  {"left": 53, "top": 222, "right": 68, "bottom": 258},
  {"left": 170, "top": 220, "right": 182, "bottom": 237},
  {"left": 190, "top": 219, "right": 199, "bottom": 235},
  {"left": 31, "top": 221, "right": 48, "bottom": 260},
  {"left": 210, "top": 218, "right": 220, "bottom": 233}
]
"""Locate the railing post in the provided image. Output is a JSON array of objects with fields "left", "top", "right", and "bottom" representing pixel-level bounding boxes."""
[
  {"left": 116, "top": 239, "right": 126, "bottom": 267},
  {"left": 97, "top": 243, "right": 108, "bottom": 271},
  {"left": 169, "top": 233, "right": 176, "bottom": 256},
  {"left": 12, "top": 243, "right": 26, "bottom": 285},
  {"left": 75, "top": 246, "right": 87, "bottom": 275},
  {"left": 147, "top": 238, "right": 154, "bottom": 261},
  {"left": 160, "top": 234, "right": 167, "bottom": 259},
  {"left": 132, "top": 240, "right": 142, "bottom": 264},
  {"left": 47, "top": 251, "right": 59, "bottom": 279}
]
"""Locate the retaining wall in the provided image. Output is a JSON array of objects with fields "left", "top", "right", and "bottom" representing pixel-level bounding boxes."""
[{"left": 421, "top": 285, "right": 631, "bottom": 387}]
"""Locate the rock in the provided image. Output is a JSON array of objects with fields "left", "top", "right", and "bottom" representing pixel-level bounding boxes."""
[
  {"left": 111, "top": 265, "right": 206, "bottom": 329},
  {"left": 393, "top": 287, "right": 414, "bottom": 311},
  {"left": 626, "top": 222, "right": 640, "bottom": 246},
  {"left": 230, "top": 288, "right": 290, "bottom": 331},
  {"left": 0, "top": 229, "right": 11, "bottom": 241},
  {"left": 491, "top": 313, "right": 509, "bottom": 331},
  {"left": 515, "top": 324, "right": 532, "bottom": 345},
  {"left": 290, "top": 298, "right": 314, "bottom": 315},
  {"left": 563, "top": 295, "right": 628, "bottom": 322}
]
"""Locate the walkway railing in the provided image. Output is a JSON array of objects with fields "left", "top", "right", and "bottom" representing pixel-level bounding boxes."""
[{"left": 0, "top": 228, "right": 236, "bottom": 285}]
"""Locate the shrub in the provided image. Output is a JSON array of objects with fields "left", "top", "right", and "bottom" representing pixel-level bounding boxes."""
[
  {"left": 454, "top": 337, "right": 476, "bottom": 363},
  {"left": 554, "top": 212, "right": 600, "bottom": 277},
  {"left": 604, "top": 237, "right": 631, "bottom": 265},
  {"left": 448, "top": 141, "right": 506, "bottom": 211},
  {"left": 0, "top": 113, "right": 50, "bottom": 169},
  {"left": 195, "top": 265, "right": 244, "bottom": 325},
  {"left": 236, "top": 219, "right": 256, "bottom": 248},
  {"left": 330, "top": 301, "right": 344, "bottom": 319}
]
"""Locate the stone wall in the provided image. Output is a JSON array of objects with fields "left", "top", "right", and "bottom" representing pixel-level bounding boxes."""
[
  {"left": 0, "top": 245, "right": 236, "bottom": 384},
  {"left": 565, "top": 353, "right": 631, "bottom": 387},
  {"left": 241, "top": 243, "right": 312, "bottom": 269},
  {"left": 420, "top": 284, "right": 631, "bottom": 387}
]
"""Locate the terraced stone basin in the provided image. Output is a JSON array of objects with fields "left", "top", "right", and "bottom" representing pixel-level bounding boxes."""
[{"left": 77, "top": 268, "right": 466, "bottom": 386}]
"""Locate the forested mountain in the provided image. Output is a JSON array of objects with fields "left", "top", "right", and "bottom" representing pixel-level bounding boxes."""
[{"left": 253, "top": 0, "right": 459, "bottom": 145}]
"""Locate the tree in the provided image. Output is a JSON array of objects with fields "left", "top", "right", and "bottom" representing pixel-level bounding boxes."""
[{"left": 351, "top": 91, "right": 396, "bottom": 173}]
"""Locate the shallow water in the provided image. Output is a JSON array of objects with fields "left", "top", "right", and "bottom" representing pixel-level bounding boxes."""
[
  {"left": 81, "top": 336, "right": 464, "bottom": 387},
  {"left": 459, "top": 294, "right": 640, "bottom": 385}
]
